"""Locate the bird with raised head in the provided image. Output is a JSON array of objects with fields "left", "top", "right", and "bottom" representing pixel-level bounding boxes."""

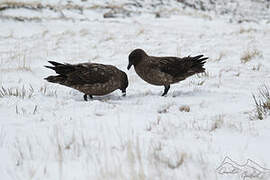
[
  {"left": 127, "top": 49, "right": 208, "bottom": 96},
  {"left": 44, "top": 61, "right": 128, "bottom": 101}
]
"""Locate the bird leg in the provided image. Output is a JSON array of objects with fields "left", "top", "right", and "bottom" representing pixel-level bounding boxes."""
[
  {"left": 162, "top": 85, "right": 170, "bottom": 96},
  {"left": 83, "top": 94, "right": 88, "bottom": 101},
  {"left": 84, "top": 94, "right": 93, "bottom": 101}
]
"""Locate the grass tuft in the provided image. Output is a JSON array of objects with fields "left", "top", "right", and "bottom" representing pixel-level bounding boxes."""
[
  {"left": 0, "top": 85, "right": 58, "bottom": 99},
  {"left": 179, "top": 105, "right": 190, "bottom": 112},
  {"left": 252, "top": 63, "right": 262, "bottom": 71},
  {"left": 39, "top": 85, "right": 57, "bottom": 97},
  {"left": 251, "top": 84, "right": 270, "bottom": 120},
  {"left": 0, "top": 85, "right": 34, "bottom": 98},
  {"left": 241, "top": 48, "right": 262, "bottom": 63}
]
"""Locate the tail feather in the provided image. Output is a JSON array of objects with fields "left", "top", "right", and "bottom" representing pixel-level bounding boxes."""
[
  {"left": 48, "top": 61, "right": 64, "bottom": 66},
  {"left": 44, "top": 61, "right": 75, "bottom": 75},
  {"left": 44, "top": 65, "right": 56, "bottom": 71},
  {"left": 192, "top": 55, "right": 204, "bottom": 60},
  {"left": 190, "top": 55, "right": 208, "bottom": 73}
]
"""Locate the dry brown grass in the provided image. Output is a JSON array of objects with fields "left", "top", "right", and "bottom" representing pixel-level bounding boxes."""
[
  {"left": 39, "top": 84, "right": 57, "bottom": 97},
  {"left": 0, "top": 47, "right": 32, "bottom": 72},
  {"left": 0, "top": 1, "right": 86, "bottom": 11},
  {"left": 252, "top": 63, "right": 262, "bottom": 71},
  {"left": 210, "top": 114, "right": 224, "bottom": 131},
  {"left": 0, "top": 84, "right": 58, "bottom": 98},
  {"left": 251, "top": 84, "right": 270, "bottom": 120},
  {"left": 0, "top": 85, "right": 34, "bottom": 98},
  {"left": 241, "top": 49, "right": 262, "bottom": 63},
  {"left": 179, "top": 105, "right": 190, "bottom": 112},
  {"left": 239, "top": 28, "right": 257, "bottom": 34},
  {"left": 17, "top": 54, "right": 32, "bottom": 71}
]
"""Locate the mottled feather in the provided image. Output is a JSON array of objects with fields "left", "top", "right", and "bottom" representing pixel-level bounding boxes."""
[
  {"left": 44, "top": 61, "right": 128, "bottom": 99},
  {"left": 127, "top": 48, "right": 208, "bottom": 96},
  {"left": 152, "top": 55, "right": 207, "bottom": 77}
]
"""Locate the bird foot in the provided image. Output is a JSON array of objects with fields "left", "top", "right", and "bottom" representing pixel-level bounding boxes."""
[
  {"left": 84, "top": 94, "right": 93, "bottom": 101},
  {"left": 161, "top": 85, "right": 170, "bottom": 96}
]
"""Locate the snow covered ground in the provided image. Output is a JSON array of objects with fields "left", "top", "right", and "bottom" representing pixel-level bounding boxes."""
[
  {"left": 0, "top": 1, "right": 270, "bottom": 180},
  {"left": 1, "top": 0, "right": 270, "bottom": 22}
]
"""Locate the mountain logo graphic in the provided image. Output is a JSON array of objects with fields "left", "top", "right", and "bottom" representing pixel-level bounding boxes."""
[{"left": 216, "top": 156, "right": 270, "bottom": 180}]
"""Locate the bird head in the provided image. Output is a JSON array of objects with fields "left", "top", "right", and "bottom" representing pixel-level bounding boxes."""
[
  {"left": 120, "top": 71, "right": 129, "bottom": 96},
  {"left": 127, "top": 49, "right": 147, "bottom": 70}
]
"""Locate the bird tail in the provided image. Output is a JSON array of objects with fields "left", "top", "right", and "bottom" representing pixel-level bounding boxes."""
[
  {"left": 189, "top": 55, "right": 208, "bottom": 73},
  {"left": 44, "top": 75, "right": 66, "bottom": 84},
  {"left": 44, "top": 61, "right": 75, "bottom": 75}
]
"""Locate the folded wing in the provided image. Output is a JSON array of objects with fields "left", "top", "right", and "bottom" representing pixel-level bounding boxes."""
[
  {"left": 153, "top": 55, "right": 208, "bottom": 77},
  {"left": 45, "top": 61, "right": 112, "bottom": 85}
]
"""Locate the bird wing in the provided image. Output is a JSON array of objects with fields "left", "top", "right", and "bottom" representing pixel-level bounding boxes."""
[
  {"left": 149, "top": 55, "right": 206, "bottom": 77},
  {"left": 65, "top": 63, "right": 114, "bottom": 85}
]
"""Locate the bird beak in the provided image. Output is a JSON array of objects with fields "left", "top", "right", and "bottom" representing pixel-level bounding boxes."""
[
  {"left": 122, "top": 90, "right": 126, "bottom": 96},
  {"left": 127, "top": 63, "right": 132, "bottom": 70}
]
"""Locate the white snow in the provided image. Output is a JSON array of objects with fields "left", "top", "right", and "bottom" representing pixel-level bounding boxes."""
[{"left": 0, "top": 1, "right": 270, "bottom": 180}]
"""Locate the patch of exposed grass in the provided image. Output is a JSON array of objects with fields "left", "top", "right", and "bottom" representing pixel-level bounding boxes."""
[
  {"left": 15, "top": 104, "right": 38, "bottom": 115},
  {"left": 251, "top": 84, "right": 270, "bottom": 120},
  {"left": 0, "top": 84, "right": 57, "bottom": 98},
  {"left": 252, "top": 63, "right": 262, "bottom": 71},
  {"left": 0, "top": 47, "right": 32, "bottom": 72},
  {"left": 210, "top": 114, "right": 224, "bottom": 131},
  {"left": 152, "top": 147, "right": 186, "bottom": 170},
  {"left": 179, "top": 105, "right": 190, "bottom": 112},
  {"left": 239, "top": 28, "right": 257, "bottom": 34},
  {"left": 241, "top": 48, "right": 262, "bottom": 63},
  {"left": 0, "top": 85, "right": 34, "bottom": 98},
  {"left": 39, "top": 84, "right": 57, "bottom": 97},
  {"left": 17, "top": 54, "right": 32, "bottom": 71}
]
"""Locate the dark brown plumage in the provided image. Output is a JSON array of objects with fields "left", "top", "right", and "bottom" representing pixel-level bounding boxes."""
[
  {"left": 127, "top": 49, "right": 208, "bottom": 96},
  {"left": 44, "top": 61, "right": 128, "bottom": 101}
]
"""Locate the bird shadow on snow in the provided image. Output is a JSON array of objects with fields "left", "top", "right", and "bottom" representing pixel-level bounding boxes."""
[
  {"left": 71, "top": 94, "right": 123, "bottom": 102},
  {"left": 171, "top": 89, "right": 210, "bottom": 98},
  {"left": 122, "top": 88, "right": 211, "bottom": 100},
  {"left": 70, "top": 88, "right": 211, "bottom": 102}
]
